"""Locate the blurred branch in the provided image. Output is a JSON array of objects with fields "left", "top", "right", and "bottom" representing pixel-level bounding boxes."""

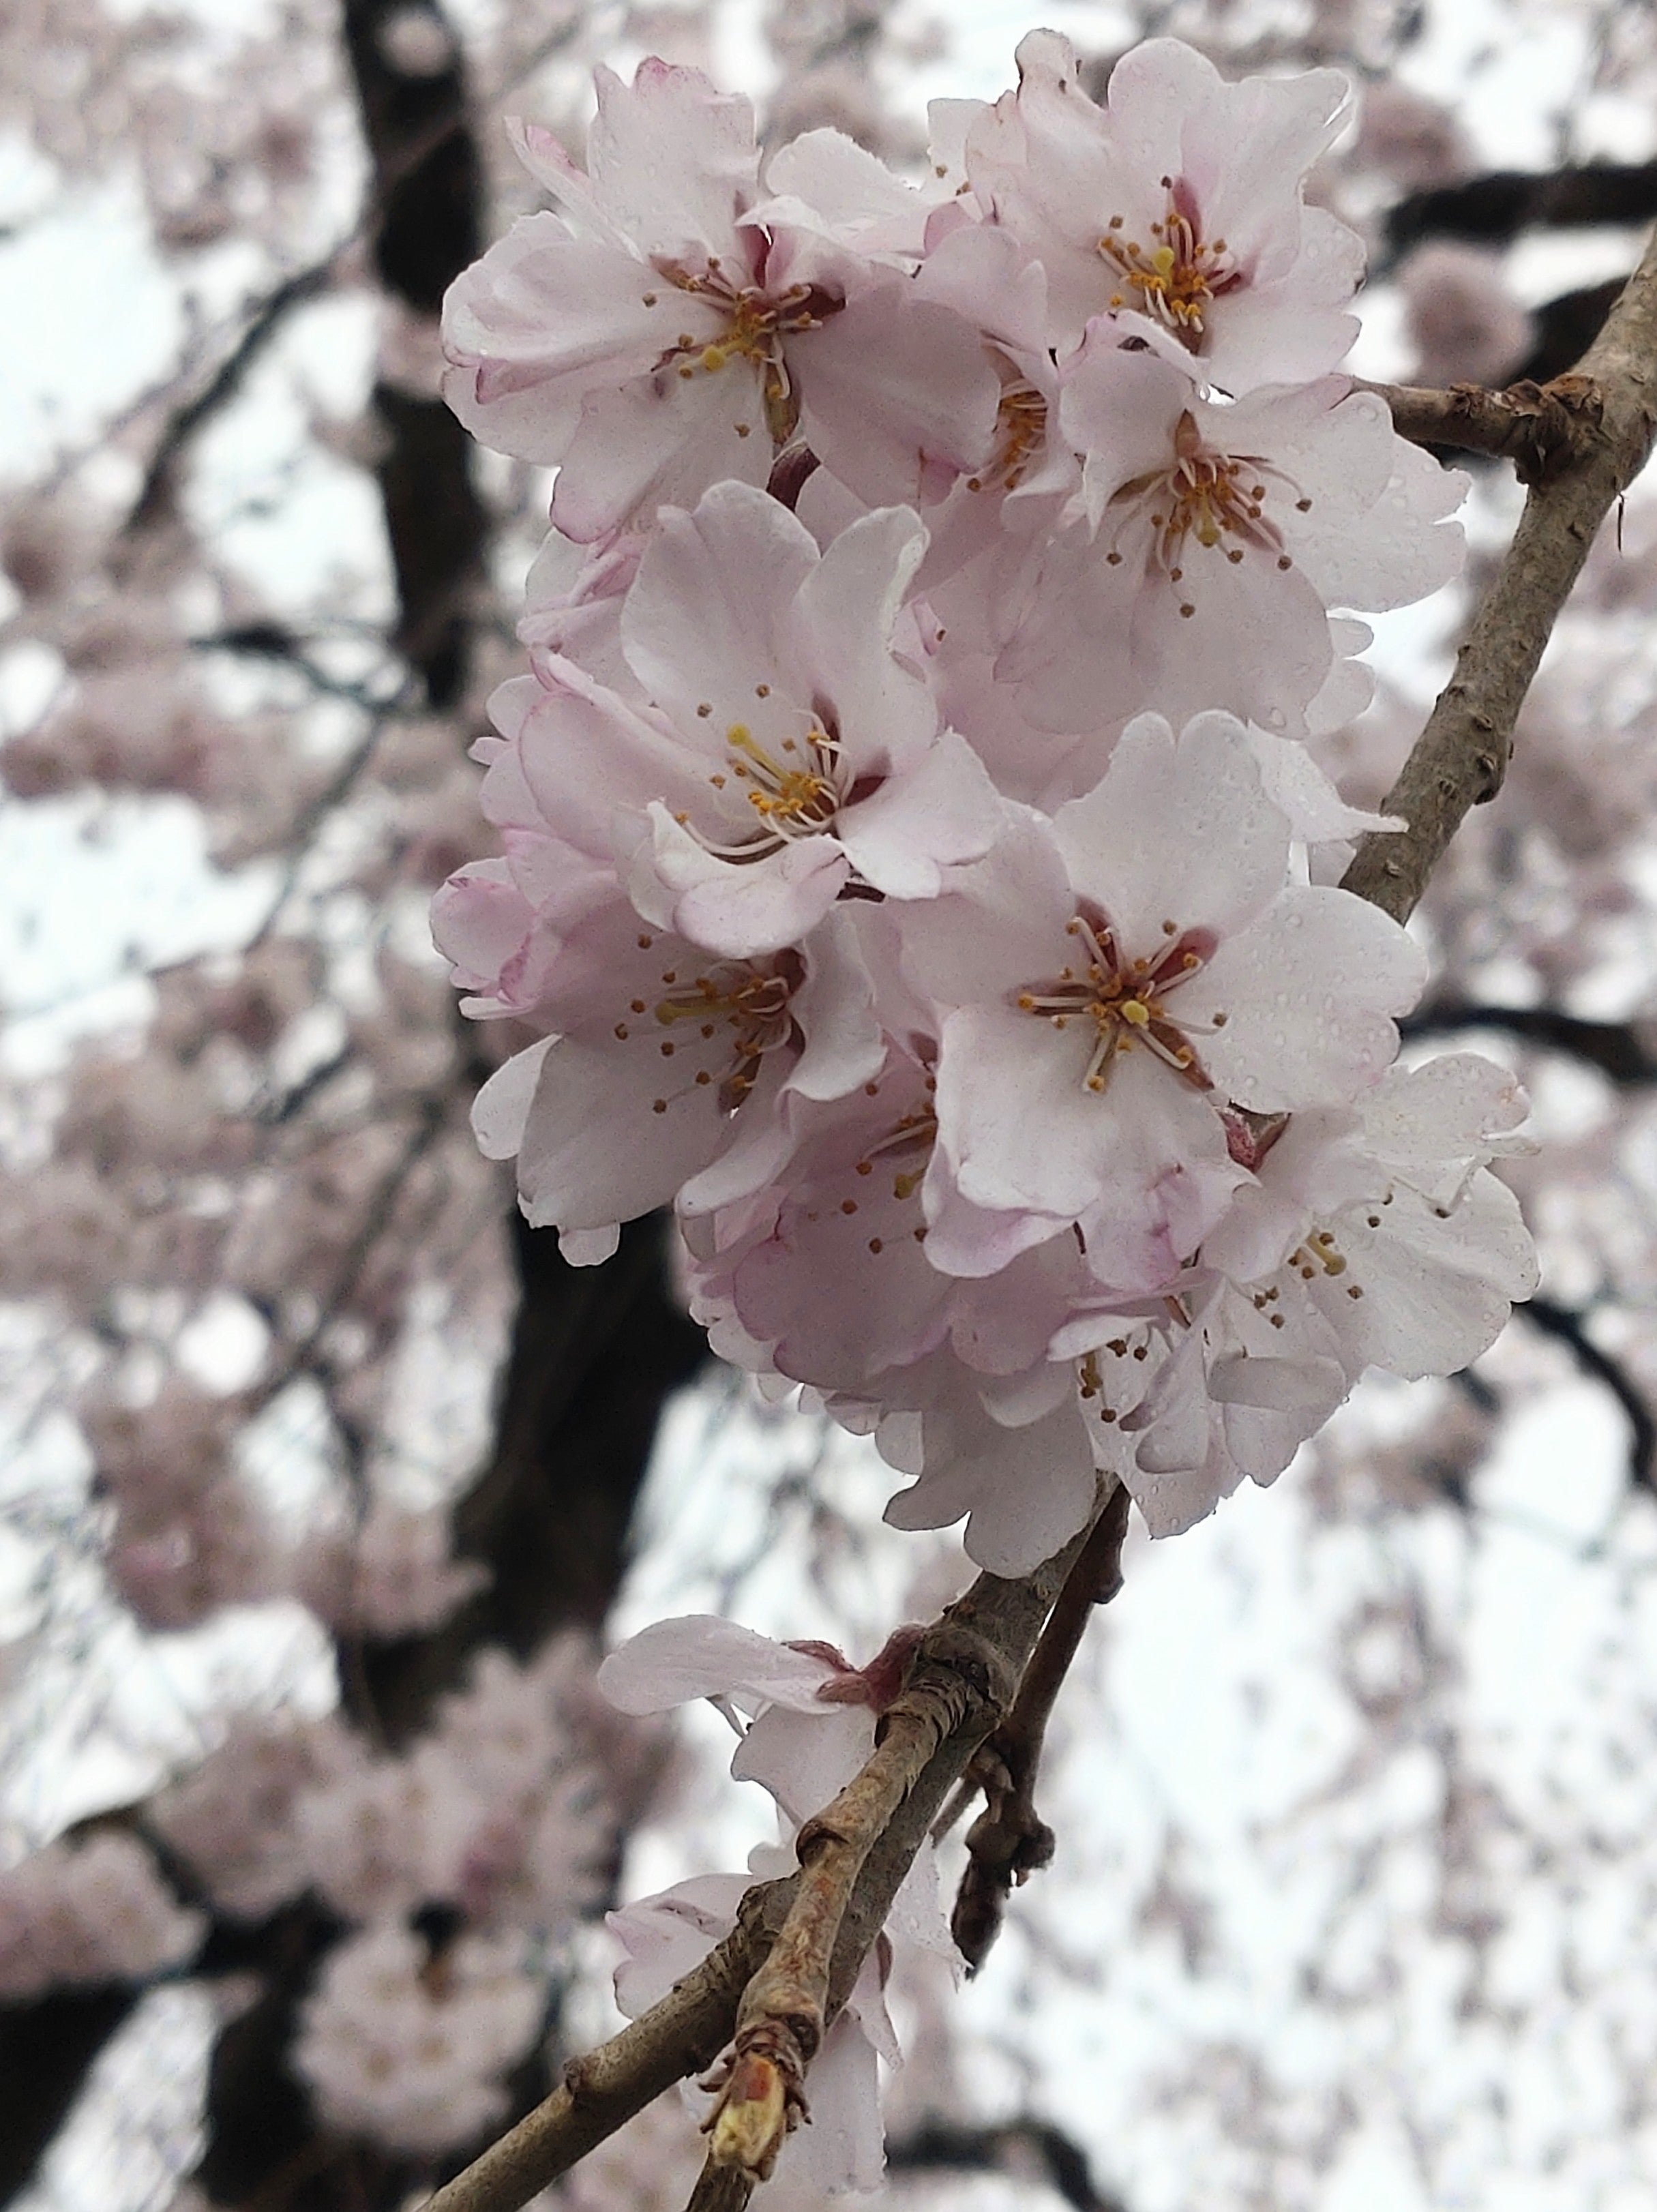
[
  {"left": 1341, "top": 222, "right": 1657, "bottom": 923},
  {"left": 363, "top": 1210, "right": 708, "bottom": 1736},
  {"left": 1519, "top": 1298, "right": 1657, "bottom": 1495},
  {"left": 128, "top": 264, "right": 338, "bottom": 532},
  {"left": 191, "top": 623, "right": 419, "bottom": 714},
  {"left": 1515, "top": 278, "right": 1630, "bottom": 387},
  {"left": 0, "top": 1990, "right": 139, "bottom": 2205},
  {"left": 1402, "top": 1003, "right": 1657, "bottom": 1084},
  {"left": 889, "top": 2117, "right": 1131, "bottom": 2212},
  {"left": 1387, "top": 161, "right": 1657, "bottom": 259},
  {"left": 341, "top": 0, "right": 488, "bottom": 710}
]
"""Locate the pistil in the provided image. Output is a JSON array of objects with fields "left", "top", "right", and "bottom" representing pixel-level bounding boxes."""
[
  {"left": 1103, "top": 411, "right": 1312, "bottom": 616},
  {"left": 655, "top": 259, "right": 842, "bottom": 443},
  {"left": 649, "top": 957, "right": 801, "bottom": 1112},
  {"left": 1098, "top": 181, "right": 1240, "bottom": 344},
  {"left": 1017, "top": 911, "right": 1219, "bottom": 1096}
]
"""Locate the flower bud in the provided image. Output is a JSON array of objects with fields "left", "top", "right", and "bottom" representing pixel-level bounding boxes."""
[{"left": 705, "top": 2050, "right": 791, "bottom": 2179}]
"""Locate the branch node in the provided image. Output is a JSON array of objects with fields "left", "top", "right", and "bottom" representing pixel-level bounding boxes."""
[{"left": 914, "top": 1622, "right": 1021, "bottom": 1720}]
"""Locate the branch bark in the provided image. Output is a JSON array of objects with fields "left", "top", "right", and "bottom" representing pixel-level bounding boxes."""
[
  {"left": 417, "top": 1523, "right": 1093, "bottom": 2212},
  {"left": 1357, "top": 374, "right": 1603, "bottom": 481},
  {"left": 950, "top": 1481, "right": 1132, "bottom": 1972},
  {"left": 1341, "top": 222, "right": 1657, "bottom": 924}
]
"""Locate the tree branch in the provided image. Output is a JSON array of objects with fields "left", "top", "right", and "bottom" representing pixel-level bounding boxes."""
[
  {"left": 949, "top": 1481, "right": 1132, "bottom": 1973},
  {"left": 128, "top": 263, "right": 337, "bottom": 531},
  {"left": 1519, "top": 1298, "right": 1657, "bottom": 1495},
  {"left": 1386, "top": 161, "right": 1657, "bottom": 258},
  {"left": 889, "top": 2117, "right": 1130, "bottom": 2212},
  {"left": 416, "top": 1521, "right": 1093, "bottom": 2212},
  {"left": 1341, "top": 222, "right": 1657, "bottom": 925},
  {"left": 1356, "top": 374, "right": 1603, "bottom": 483},
  {"left": 1401, "top": 1002, "right": 1657, "bottom": 1085}
]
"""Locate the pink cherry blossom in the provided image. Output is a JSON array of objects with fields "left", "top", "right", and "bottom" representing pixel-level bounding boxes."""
[
  {"left": 509, "top": 483, "right": 1004, "bottom": 959},
  {"left": 292, "top": 1924, "right": 545, "bottom": 2155},
  {"left": 0, "top": 1834, "right": 204, "bottom": 1999},
  {"left": 599, "top": 1612, "right": 922, "bottom": 1825},
  {"left": 964, "top": 31, "right": 1364, "bottom": 387},
  {"left": 441, "top": 59, "right": 1000, "bottom": 539},
  {"left": 1047, "top": 1055, "right": 1540, "bottom": 1538},
  {"left": 468, "top": 898, "right": 883, "bottom": 1262},
  {"left": 1001, "top": 346, "right": 1467, "bottom": 738},
  {"left": 897, "top": 715, "right": 1426, "bottom": 1282}
]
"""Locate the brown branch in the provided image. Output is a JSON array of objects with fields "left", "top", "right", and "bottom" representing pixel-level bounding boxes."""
[
  {"left": 1520, "top": 1298, "right": 1657, "bottom": 1496},
  {"left": 890, "top": 2117, "right": 1130, "bottom": 2212},
  {"left": 1341, "top": 222, "right": 1657, "bottom": 925},
  {"left": 684, "top": 2159, "right": 758, "bottom": 2212},
  {"left": 416, "top": 1523, "right": 1092, "bottom": 2212},
  {"left": 698, "top": 1615, "right": 1030, "bottom": 2183},
  {"left": 1356, "top": 374, "right": 1603, "bottom": 483},
  {"left": 1386, "top": 161, "right": 1657, "bottom": 258},
  {"left": 1401, "top": 1002, "right": 1657, "bottom": 1086},
  {"left": 950, "top": 1480, "right": 1132, "bottom": 1972}
]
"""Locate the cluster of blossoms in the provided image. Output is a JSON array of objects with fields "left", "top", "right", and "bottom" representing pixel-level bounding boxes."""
[
  {"left": 436, "top": 31, "right": 1538, "bottom": 1579},
  {"left": 431, "top": 38, "right": 1540, "bottom": 2187},
  {"left": 0, "top": 1642, "right": 631, "bottom": 2154},
  {"left": 0, "top": 1830, "right": 205, "bottom": 2001}
]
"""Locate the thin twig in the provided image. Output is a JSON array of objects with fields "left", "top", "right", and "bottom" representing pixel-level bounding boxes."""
[
  {"left": 684, "top": 2159, "right": 756, "bottom": 2211},
  {"left": 951, "top": 1481, "right": 1133, "bottom": 1971},
  {"left": 127, "top": 264, "right": 336, "bottom": 530},
  {"left": 698, "top": 1611, "right": 1032, "bottom": 2181},
  {"left": 1356, "top": 373, "right": 1603, "bottom": 482},
  {"left": 1342, "top": 223, "right": 1657, "bottom": 925},
  {"left": 1521, "top": 1298, "right": 1657, "bottom": 1494}
]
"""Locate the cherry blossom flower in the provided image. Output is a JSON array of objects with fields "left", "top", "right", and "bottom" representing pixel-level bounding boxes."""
[
  {"left": 441, "top": 59, "right": 999, "bottom": 539},
  {"left": 598, "top": 1613, "right": 923, "bottom": 1825},
  {"left": 861, "top": 1347, "right": 1116, "bottom": 1576},
  {"left": 964, "top": 31, "right": 1364, "bottom": 387},
  {"left": 1049, "top": 1056, "right": 1540, "bottom": 1537},
  {"left": 292, "top": 1923, "right": 545, "bottom": 2155},
  {"left": 466, "top": 898, "right": 883, "bottom": 1263},
  {"left": 303, "top": 1501, "right": 489, "bottom": 1640},
  {"left": 898, "top": 713, "right": 1426, "bottom": 1280},
  {"left": 0, "top": 1834, "right": 204, "bottom": 2000},
  {"left": 430, "top": 29, "right": 1540, "bottom": 1611},
  {"left": 1001, "top": 346, "right": 1468, "bottom": 738},
  {"left": 497, "top": 484, "right": 1003, "bottom": 961},
  {"left": 149, "top": 1716, "right": 355, "bottom": 1922}
]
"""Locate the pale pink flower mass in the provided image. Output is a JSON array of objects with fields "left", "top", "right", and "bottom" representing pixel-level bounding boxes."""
[
  {"left": 434, "top": 29, "right": 1535, "bottom": 1586},
  {"left": 425, "top": 31, "right": 1544, "bottom": 2162}
]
